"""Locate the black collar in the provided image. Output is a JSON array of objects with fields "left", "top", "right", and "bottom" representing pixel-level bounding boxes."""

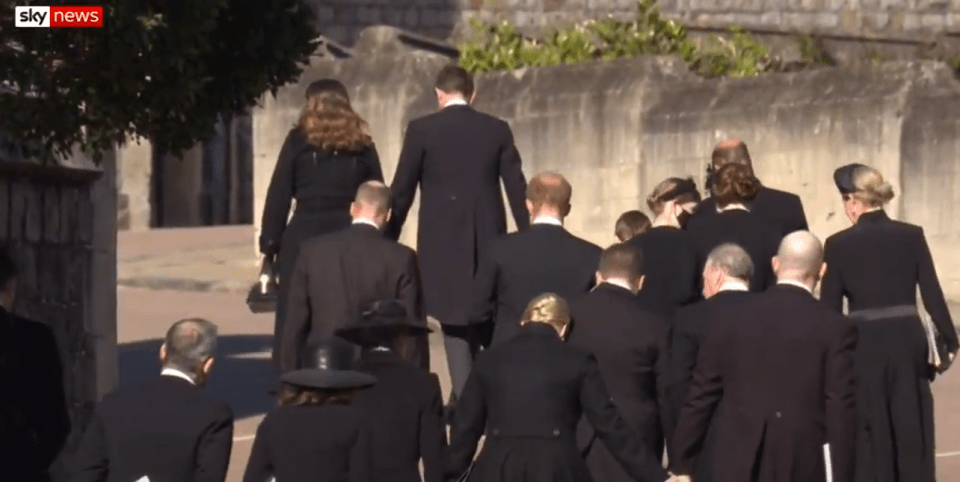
[
  {"left": 518, "top": 322, "right": 562, "bottom": 340},
  {"left": 350, "top": 222, "right": 383, "bottom": 234},
  {"left": 773, "top": 283, "right": 813, "bottom": 297},
  {"left": 856, "top": 210, "right": 889, "bottom": 225},
  {"left": 595, "top": 282, "right": 637, "bottom": 298}
]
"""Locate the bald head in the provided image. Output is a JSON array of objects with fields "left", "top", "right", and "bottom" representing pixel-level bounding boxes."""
[
  {"left": 350, "top": 181, "right": 392, "bottom": 227},
  {"left": 773, "top": 231, "right": 825, "bottom": 285},
  {"left": 162, "top": 318, "right": 218, "bottom": 381},
  {"left": 711, "top": 139, "right": 753, "bottom": 171},
  {"left": 526, "top": 172, "right": 572, "bottom": 220}
]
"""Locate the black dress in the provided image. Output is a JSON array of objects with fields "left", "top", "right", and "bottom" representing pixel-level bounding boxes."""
[
  {"left": 243, "top": 403, "right": 373, "bottom": 482},
  {"left": 821, "top": 210, "right": 959, "bottom": 482},
  {"left": 259, "top": 128, "right": 383, "bottom": 370},
  {"left": 684, "top": 209, "right": 781, "bottom": 292},
  {"left": 624, "top": 225, "right": 700, "bottom": 320}
]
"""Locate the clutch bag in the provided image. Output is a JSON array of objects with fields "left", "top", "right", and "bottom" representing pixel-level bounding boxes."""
[{"left": 246, "top": 257, "right": 279, "bottom": 314}]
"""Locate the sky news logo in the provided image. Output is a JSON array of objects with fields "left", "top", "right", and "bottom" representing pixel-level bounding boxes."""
[{"left": 15, "top": 6, "right": 103, "bottom": 27}]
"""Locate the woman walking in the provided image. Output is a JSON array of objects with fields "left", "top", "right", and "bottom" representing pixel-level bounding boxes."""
[{"left": 821, "top": 164, "right": 959, "bottom": 482}]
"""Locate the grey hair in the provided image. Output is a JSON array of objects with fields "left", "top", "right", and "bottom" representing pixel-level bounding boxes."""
[
  {"left": 706, "top": 243, "right": 754, "bottom": 282},
  {"left": 162, "top": 318, "right": 218, "bottom": 374}
]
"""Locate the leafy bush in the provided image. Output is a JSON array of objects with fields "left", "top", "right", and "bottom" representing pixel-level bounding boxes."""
[
  {"left": 948, "top": 54, "right": 960, "bottom": 74},
  {"left": 687, "top": 27, "right": 781, "bottom": 78}
]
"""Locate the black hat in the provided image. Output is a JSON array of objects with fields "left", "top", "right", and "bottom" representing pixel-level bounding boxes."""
[
  {"left": 834, "top": 163, "right": 869, "bottom": 195},
  {"left": 335, "top": 299, "right": 432, "bottom": 347},
  {"left": 280, "top": 338, "right": 376, "bottom": 390}
]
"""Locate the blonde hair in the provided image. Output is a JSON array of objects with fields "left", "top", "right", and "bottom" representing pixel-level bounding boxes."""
[
  {"left": 646, "top": 177, "right": 701, "bottom": 215},
  {"left": 521, "top": 293, "right": 570, "bottom": 331},
  {"left": 851, "top": 166, "right": 895, "bottom": 207}
]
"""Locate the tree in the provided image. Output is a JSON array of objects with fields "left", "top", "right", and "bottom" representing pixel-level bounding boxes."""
[{"left": 0, "top": 0, "right": 319, "bottom": 161}]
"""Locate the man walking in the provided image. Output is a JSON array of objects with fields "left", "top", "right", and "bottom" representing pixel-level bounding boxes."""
[
  {"left": 387, "top": 65, "right": 529, "bottom": 403},
  {"left": 671, "top": 232, "right": 857, "bottom": 482},
  {"left": 283, "top": 181, "right": 427, "bottom": 372}
]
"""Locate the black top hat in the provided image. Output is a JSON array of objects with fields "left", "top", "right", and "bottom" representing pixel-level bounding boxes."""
[
  {"left": 834, "top": 163, "right": 869, "bottom": 195},
  {"left": 280, "top": 338, "right": 376, "bottom": 390},
  {"left": 335, "top": 299, "right": 432, "bottom": 347}
]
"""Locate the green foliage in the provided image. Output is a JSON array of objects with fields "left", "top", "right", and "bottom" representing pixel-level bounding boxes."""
[
  {"left": 796, "top": 33, "right": 835, "bottom": 66},
  {"left": 687, "top": 27, "right": 780, "bottom": 78},
  {"left": 0, "top": 0, "right": 319, "bottom": 161},
  {"left": 948, "top": 54, "right": 960, "bottom": 73},
  {"left": 864, "top": 50, "right": 891, "bottom": 65}
]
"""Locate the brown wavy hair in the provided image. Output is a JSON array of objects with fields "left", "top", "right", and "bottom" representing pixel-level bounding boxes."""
[
  {"left": 712, "top": 163, "right": 760, "bottom": 207},
  {"left": 297, "top": 79, "right": 373, "bottom": 152},
  {"left": 646, "top": 178, "right": 701, "bottom": 215}
]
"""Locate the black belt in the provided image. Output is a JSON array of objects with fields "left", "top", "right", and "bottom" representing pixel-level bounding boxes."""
[{"left": 847, "top": 305, "right": 918, "bottom": 321}]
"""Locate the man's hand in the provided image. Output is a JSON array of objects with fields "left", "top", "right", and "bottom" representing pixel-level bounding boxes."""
[{"left": 670, "top": 475, "right": 692, "bottom": 482}]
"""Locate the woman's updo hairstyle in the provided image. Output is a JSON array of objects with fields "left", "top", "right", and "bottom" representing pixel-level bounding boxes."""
[
  {"left": 646, "top": 177, "right": 701, "bottom": 215},
  {"left": 851, "top": 166, "right": 895, "bottom": 207},
  {"left": 521, "top": 293, "right": 571, "bottom": 332},
  {"left": 712, "top": 163, "right": 760, "bottom": 207}
]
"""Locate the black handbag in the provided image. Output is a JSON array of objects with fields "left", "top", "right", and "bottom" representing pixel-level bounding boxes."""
[{"left": 246, "top": 257, "right": 279, "bottom": 314}]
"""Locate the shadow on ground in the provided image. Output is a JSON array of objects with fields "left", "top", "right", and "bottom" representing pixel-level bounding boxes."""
[{"left": 119, "top": 334, "right": 276, "bottom": 420}]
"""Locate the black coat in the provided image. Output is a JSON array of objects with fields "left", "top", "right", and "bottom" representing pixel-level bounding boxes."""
[
  {"left": 671, "top": 285, "right": 857, "bottom": 482},
  {"left": 661, "top": 290, "right": 754, "bottom": 443},
  {"left": 468, "top": 223, "right": 601, "bottom": 347},
  {"left": 566, "top": 283, "right": 670, "bottom": 482},
  {"left": 244, "top": 404, "right": 373, "bottom": 482},
  {"left": 446, "top": 322, "right": 670, "bottom": 482},
  {"left": 684, "top": 209, "right": 781, "bottom": 292},
  {"left": 625, "top": 226, "right": 700, "bottom": 319},
  {"left": 821, "top": 210, "right": 958, "bottom": 482},
  {"left": 695, "top": 186, "right": 807, "bottom": 238},
  {"left": 283, "top": 223, "right": 427, "bottom": 372},
  {"left": 352, "top": 349, "right": 447, "bottom": 482},
  {"left": 387, "top": 105, "right": 529, "bottom": 328},
  {"left": 0, "top": 307, "right": 71, "bottom": 482},
  {"left": 72, "top": 376, "right": 234, "bottom": 482}
]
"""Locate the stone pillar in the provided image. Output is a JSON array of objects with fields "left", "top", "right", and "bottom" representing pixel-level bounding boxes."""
[
  {"left": 115, "top": 137, "right": 153, "bottom": 230},
  {"left": 89, "top": 147, "right": 119, "bottom": 400},
  {"left": 158, "top": 144, "right": 204, "bottom": 227}
]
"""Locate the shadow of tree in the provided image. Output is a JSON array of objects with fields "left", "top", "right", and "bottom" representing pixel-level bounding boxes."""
[{"left": 119, "top": 334, "right": 276, "bottom": 420}]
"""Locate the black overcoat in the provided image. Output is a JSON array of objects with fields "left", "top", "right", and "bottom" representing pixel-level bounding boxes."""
[
  {"left": 695, "top": 185, "right": 807, "bottom": 238},
  {"left": 625, "top": 226, "right": 701, "bottom": 319},
  {"left": 387, "top": 105, "right": 529, "bottom": 328},
  {"left": 685, "top": 209, "right": 781, "bottom": 292}
]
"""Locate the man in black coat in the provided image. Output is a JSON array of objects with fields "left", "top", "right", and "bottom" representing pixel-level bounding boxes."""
[
  {"left": 671, "top": 232, "right": 857, "bottom": 482},
  {"left": 695, "top": 139, "right": 807, "bottom": 237},
  {"left": 469, "top": 172, "right": 602, "bottom": 347},
  {"left": 72, "top": 318, "right": 234, "bottom": 482},
  {"left": 337, "top": 300, "right": 447, "bottom": 482},
  {"left": 283, "top": 181, "right": 428, "bottom": 372},
  {"left": 0, "top": 245, "right": 71, "bottom": 482},
  {"left": 567, "top": 243, "right": 670, "bottom": 481},
  {"left": 386, "top": 65, "right": 529, "bottom": 402}
]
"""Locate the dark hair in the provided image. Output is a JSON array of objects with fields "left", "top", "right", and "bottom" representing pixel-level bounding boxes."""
[
  {"left": 163, "top": 318, "right": 218, "bottom": 373},
  {"left": 279, "top": 386, "right": 358, "bottom": 407},
  {"left": 298, "top": 79, "right": 373, "bottom": 152},
  {"left": 615, "top": 210, "right": 651, "bottom": 241},
  {"left": 712, "top": 163, "right": 760, "bottom": 206},
  {"left": 711, "top": 140, "right": 753, "bottom": 170},
  {"left": 434, "top": 65, "right": 474, "bottom": 99},
  {"left": 646, "top": 178, "right": 701, "bottom": 215},
  {"left": 0, "top": 242, "right": 17, "bottom": 290},
  {"left": 526, "top": 172, "right": 572, "bottom": 211},
  {"left": 598, "top": 243, "right": 642, "bottom": 282}
]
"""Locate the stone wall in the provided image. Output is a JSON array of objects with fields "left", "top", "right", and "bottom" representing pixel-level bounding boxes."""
[{"left": 252, "top": 27, "right": 960, "bottom": 298}]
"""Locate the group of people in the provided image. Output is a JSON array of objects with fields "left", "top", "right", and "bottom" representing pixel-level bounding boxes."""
[{"left": 1, "top": 62, "right": 956, "bottom": 482}]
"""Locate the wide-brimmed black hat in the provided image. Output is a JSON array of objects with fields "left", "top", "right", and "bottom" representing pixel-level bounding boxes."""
[
  {"left": 280, "top": 338, "right": 376, "bottom": 390},
  {"left": 335, "top": 299, "right": 432, "bottom": 346},
  {"left": 834, "top": 163, "right": 869, "bottom": 195}
]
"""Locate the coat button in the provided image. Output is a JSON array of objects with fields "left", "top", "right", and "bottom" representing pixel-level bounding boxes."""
[
  {"left": 553, "top": 429, "right": 560, "bottom": 436},
  {"left": 451, "top": 195, "right": 457, "bottom": 201},
  {"left": 775, "top": 412, "right": 782, "bottom": 418},
  {"left": 492, "top": 429, "right": 500, "bottom": 436}
]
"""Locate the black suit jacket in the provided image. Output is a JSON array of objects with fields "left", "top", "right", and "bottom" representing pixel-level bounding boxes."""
[
  {"left": 352, "top": 350, "right": 447, "bottom": 482},
  {"left": 821, "top": 210, "right": 959, "bottom": 352},
  {"left": 387, "top": 105, "right": 529, "bottom": 328},
  {"left": 695, "top": 186, "right": 807, "bottom": 238},
  {"left": 0, "top": 307, "right": 70, "bottom": 482},
  {"left": 625, "top": 226, "right": 700, "bottom": 319},
  {"left": 283, "top": 223, "right": 427, "bottom": 371},
  {"left": 72, "top": 376, "right": 234, "bottom": 482},
  {"left": 671, "top": 285, "right": 857, "bottom": 482},
  {"left": 661, "top": 289, "right": 754, "bottom": 442},
  {"left": 685, "top": 209, "right": 781, "bottom": 292},
  {"left": 446, "top": 322, "right": 669, "bottom": 482},
  {"left": 244, "top": 404, "right": 373, "bottom": 482},
  {"left": 468, "top": 223, "right": 602, "bottom": 347},
  {"left": 567, "top": 284, "right": 670, "bottom": 482}
]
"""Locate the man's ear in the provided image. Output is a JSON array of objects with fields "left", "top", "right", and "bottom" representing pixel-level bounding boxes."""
[
  {"left": 202, "top": 357, "right": 215, "bottom": 375},
  {"left": 819, "top": 262, "right": 827, "bottom": 280},
  {"left": 525, "top": 200, "right": 535, "bottom": 215},
  {"left": 561, "top": 203, "right": 571, "bottom": 218},
  {"left": 159, "top": 344, "right": 168, "bottom": 364},
  {"left": 349, "top": 202, "right": 359, "bottom": 218},
  {"left": 771, "top": 257, "right": 780, "bottom": 275},
  {"left": 637, "top": 275, "right": 645, "bottom": 290},
  {"left": 595, "top": 271, "right": 603, "bottom": 286},
  {"left": 385, "top": 208, "right": 392, "bottom": 223},
  {"left": 470, "top": 90, "right": 477, "bottom": 104}
]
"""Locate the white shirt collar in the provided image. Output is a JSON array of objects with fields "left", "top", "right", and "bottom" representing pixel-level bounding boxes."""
[
  {"left": 444, "top": 98, "right": 468, "bottom": 107},
  {"left": 161, "top": 368, "right": 196, "bottom": 385},
  {"left": 603, "top": 279, "right": 635, "bottom": 291},
  {"left": 352, "top": 218, "right": 380, "bottom": 229},
  {"left": 532, "top": 216, "right": 563, "bottom": 226},
  {"left": 719, "top": 280, "right": 749, "bottom": 292},
  {"left": 778, "top": 280, "right": 813, "bottom": 293},
  {"left": 718, "top": 203, "right": 749, "bottom": 212},
  {"left": 865, "top": 207, "right": 882, "bottom": 213}
]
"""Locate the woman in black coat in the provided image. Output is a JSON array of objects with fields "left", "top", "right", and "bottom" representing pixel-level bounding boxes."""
[
  {"left": 821, "top": 164, "right": 959, "bottom": 482},
  {"left": 243, "top": 338, "right": 377, "bottom": 482},
  {"left": 259, "top": 79, "right": 384, "bottom": 371},
  {"left": 625, "top": 177, "right": 701, "bottom": 320},
  {"left": 446, "top": 293, "right": 673, "bottom": 482},
  {"left": 685, "top": 163, "right": 780, "bottom": 292}
]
